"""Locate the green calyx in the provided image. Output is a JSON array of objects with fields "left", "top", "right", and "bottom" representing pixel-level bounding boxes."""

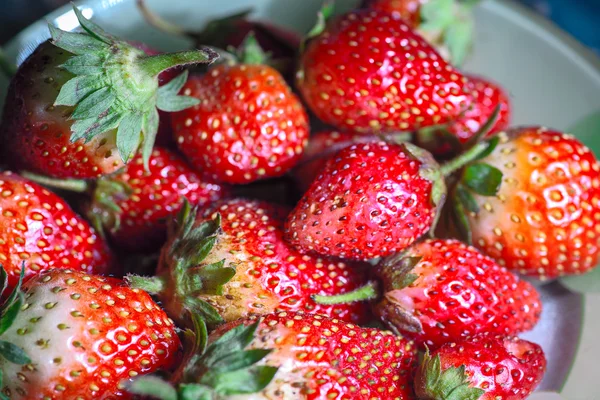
[
  {"left": 127, "top": 201, "right": 234, "bottom": 327},
  {"left": 415, "top": 348, "right": 484, "bottom": 400},
  {"left": 49, "top": 5, "right": 218, "bottom": 168},
  {"left": 0, "top": 264, "right": 32, "bottom": 375},
  {"left": 127, "top": 318, "right": 278, "bottom": 400},
  {"left": 419, "top": 0, "right": 479, "bottom": 66}
]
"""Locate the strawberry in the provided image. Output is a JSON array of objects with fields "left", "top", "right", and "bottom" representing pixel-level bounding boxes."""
[
  {"left": 171, "top": 36, "right": 309, "bottom": 184},
  {"left": 415, "top": 334, "right": 546, "bottom": 400},
  {"left": 314, "top": 239, "right": 541, "bottom": 349},
  {"left": 285, "top": 141, "right": 446, "bottom": 260},
  {"left": 0, "top": 171, "right": 112, "bottom": 291},
  {"left": 131, "top": 311, "right": 418, "bottom": 399},
  {"left": 0, "top": 5, "right": 217, "bottom": 179},
  {"left": 363, "top": 0, "right": 478, "bottom": 66},
  {"left": 448, "top": 127, "right": 600, "bottom": 279},
  {"left": 0, "top": 268, "right": 180, "bottom": 399},
  {"left": 297, "top": 9, "right": 472, "bottom": 135},
  {"left": 128, "top": 198, "right": 370, "bottom": 328}
]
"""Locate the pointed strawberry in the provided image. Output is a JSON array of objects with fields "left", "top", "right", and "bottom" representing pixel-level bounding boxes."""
[
  {"left": 0, "top": 268, "right": 180, "bottom": 399},
  {"left": 0, "top": 171, "right": 112, "bottom": 291},
  {"left": 415, "top": 334, "right": 546, "bottom": 400},
  {"left": 0, "top": 5, "right": 217, "bottom": 178},
  {"left": 128, "top": 198, "right": 370, "bottom": 328}
]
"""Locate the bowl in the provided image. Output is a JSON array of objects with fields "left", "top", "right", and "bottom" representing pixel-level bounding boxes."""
[{"left": 1, "top": 0, "right": 599, "bottom": 398}]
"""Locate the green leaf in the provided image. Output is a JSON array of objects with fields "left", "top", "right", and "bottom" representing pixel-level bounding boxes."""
[
  {"left": 0, "top": 294, "right": 23, "bottom": 336},
  {"left": 203, "top": 366, "right": 278, "bottom": 396},
  {"left": 237, "top": 32, "right": 270, "bottom": 65},
  {"left": 465, "top": 105, "right": 501, "bottom": 148},
  {"left": 451, "top": 196, "right": 472, "bottom": 245},
  {"left": 0, "top": 266, "right": 8, "bottom": 300},
  {"left": 560, "top": 266, "right": 600, "bottom": 293},
  {"left": 141, "top": 108, "right": 160, "bottom": 170},
  {"left": 183, "top": 297, "right": 223, "bottom": 325},
  {"left": 192, "top": 262, "right": 235, "bottom": 296},
  {"left": 126, "top": 376, "right": 178, "bottom": 400},
  {"left": 420, "top": 0, "right": 454, "bottom": 32},
  {"left": 54, "top": 76, "right": 100, "bottom": 107},
  {"left": 462, "top": 163, "right": 503, "bottom": 196},
  {"left": 474, "top": 136, "right": 500, "bottom": 161},
  {"left": 0, "top": 340, "right": 30, "bottom": 365},
  {"left": 455, "top": 183, "right": 479, "bottom": 213},
  {"left": 48, "top": 24, "right": 108, "bottom": 55},
  {"left": 157, "top": 95, "right": 200, "bottom": 113},
  {"left": 178, "top": 384, "right": 215, "bottom": 400},
  {"left": 304, "top": 0, "right": 334, "bottom": 45},
  {"left": 60, "top": 53, "right": 104, "bottom": 75},
  {"left": 4, "top": 264, "right": 25, "bottom": 311},
  {"left": 209, "top": 349, "right": 272, "bottom": 373},
  {"left": 70, "top": 86, "right": 116, "bottom": 120},
  {"left": 158, "top": 70, "right": 189, "bottom": 96},
  {"left": 70, "top": 113, "right": 122, "bottom": 143},
  {"left": 443, "top": 16, "right": 474, "bottom": 66},
  {"left": 116, "top": 113, "right": 144, "bottom": 163},
  {"left": 71, "top": 5, "right": 114, "bottom": 44},
  {"left": 201, "top": 322, "right": 260, "bottom": 368},
  {"left": 446, "top": 383, "right": 485, "bottom": 400}
]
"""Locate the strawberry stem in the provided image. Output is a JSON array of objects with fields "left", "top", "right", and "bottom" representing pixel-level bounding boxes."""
[
  {"left": 312, "top": 281, "right": 379, "bottom": 305},
  {"left": 20, "top": 172, "right": 89, "bottom": 193},
  {"left": 137, "top": 48, "right": 219, "bottom": 77},
  {"left": 439, "top": 141, "right": 489, "bottom": 177},
  {"left": 136, "top": 0, "right": 188, "bottom": 36}
]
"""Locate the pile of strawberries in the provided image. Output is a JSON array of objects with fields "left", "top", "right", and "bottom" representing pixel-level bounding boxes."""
[{"left": 0, "top": 1, "right": 597, "bottom": 399}]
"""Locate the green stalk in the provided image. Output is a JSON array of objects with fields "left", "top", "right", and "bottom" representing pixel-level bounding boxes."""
[
  {"left": 20, "top": 172, "right": 89, "bottom": 193},
  {"left": 439, "top": 141, "right": 489, "bottom": 177},
  {"left": 312, "top": 281, "right": 379, "bottom": 305},
  {"left": 137, "top": 49, "right": 219, "bottom": 77}
]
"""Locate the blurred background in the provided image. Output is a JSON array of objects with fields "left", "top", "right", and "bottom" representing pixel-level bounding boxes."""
[{"left": 0, "top": 0, "right": 599, "bottom": 52}]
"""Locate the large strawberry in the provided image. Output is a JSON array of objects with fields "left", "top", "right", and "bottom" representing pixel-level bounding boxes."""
[
  {"left": 285, "top": 141, "right": 446, "bottom": 260},
  {"left": 0, "top": 268, "right": 180, "bottom": 399},
  {"left": 129, "top": 198, "right": 370, "bottom": 328},
  {"left": 448, "top": 127, "right": 600, "bottom": 279},
  {"left": 0, "top": 5, "right": 217, "bottom": 179},
  {"left": 415, "top": 334, "right": 546, "bottom": 400},
  {"left": 314, "top": 239, "right": 541, "bottom": 349},
  {"left": 171, "top": 35, "right": 309, "bottom": 184},
  {"left": 130, "top": 311, "right": 418, "bottom": 399},
  {"left": 26, "top": 147, "right": 229, "bottom": 252},
  {"left": 297, "top": 8, "right": 472, "bottom": 134},
  {"left": 0, "top": 171, "right": 112, "bottom": 290},
  {"left": 363, "top": 0, "right": 479, "bottom": 65}
]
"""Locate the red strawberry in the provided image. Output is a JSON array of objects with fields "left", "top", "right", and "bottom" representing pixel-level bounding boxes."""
[
  {"left": 172, "top": 37, "right": 309, "bottom": 184},
  {"left": 129, "top": 198, "right": 370, "bottom": 328},
  {"left": 0, "top": 268, "right": 180, "bottom": 399},
  {"left": 297, "top": 9, "right": 472, "bottom": 134},
  {"left": 449, "top": 127, "right": 600, "bottom": 279},
  {"left": 0, "top": 171, "right": 112, "bottom": 291},
  {"left": 415, "top": 334, "right": 546, "bottom": 400},
  {"left": 363, "top": 0, "right": 477, "bottom": 65},
  {"left": 0, "top": 6, "right": 217, "bottom": 178},
  {"left": 285, "top": 141, "right": 446, "bottom": 260}
]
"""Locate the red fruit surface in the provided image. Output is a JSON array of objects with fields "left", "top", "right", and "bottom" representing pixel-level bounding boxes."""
[
  {"left": 172, "top": 65, "right": 309, "bottom": 184},
  {"left": 465, "top": 127, "right": 600, "bottom": 279},
  {"left": 364, "top": 0, "right": 423, "bottom": 27},
  {"left": 374, "top": 239, "right": 542, "bottom": 348},
  {"left": 210, "top": 311, "right": 417, "bottom": 399},
  {"left": 297, "top": 9, "right": 471, "bottom": 134},
  {"left": 1, "top": 269, "right": 180, "bottom": 399},
  {"left": 285, "top": 141, "right": 441, "bottom": 261},
  {"left": 0, "top": 171, "right": 112, "bottom": 290}
]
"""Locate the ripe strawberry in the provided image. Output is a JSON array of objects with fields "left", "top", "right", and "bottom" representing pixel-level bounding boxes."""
[
  {"left": 449, "top": 127, "right": 600, "bottom": 279},
  {"left": 0, "top": 171, "right": 112, "bottom": 291},
  {"left": 0, "top": 268, "right": 180, "bottom": 399},
  {"left": 285, "top": 141, "right": 446, "bottom": 260},
  {"left": 363, "top": 0, "right": 478, "bottom": 65},
  {"left": 0, "top": 5, "right": 217, "bottom": 178},
  {"left": 297, "top": 9, "right": 472, "bottom": 134},
  {"left": 315, "top": 239, "right": 541, "bottom": 349},
  {"left": 129, "top": 199, "right": 370, "bottom": 328},
  {"left": 415, "top": 334, "right": 546, "bottom": 400},
  {"left": 172, "top": 36, "right": 309, "bottom": 184}
]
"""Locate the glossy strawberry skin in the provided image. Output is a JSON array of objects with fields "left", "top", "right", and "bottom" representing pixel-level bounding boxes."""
[
  {"left": 172, "top": 65, "right": 309, "bottom": 184},
  {"left": 285, "top": 141, "right": 439, "bottom": 261},
  {"left": 1, "top": 269, "right": 180, "bottom": 399},
  {"left": 0, "top": 171, "right": 112, "bottom": 291},
  {"left": 92, "top": 147, "right": 228, "bottom": 252},
  {"left": 466, "top": 127, "right": 600, "bottom": 279},
  {"left": 374, "top": 239, "right": 541, "bottom": 349},
  {"left": 210, "top": 311, "right": 417, "bottom": 399},
  {"left": 297, "top": 9, "right": 471, "bottom": 134},
  {"left": 159, "top": 199, "right": 370, "bottom": 324},
  {"left": 364, "top": 0, "right": 423, "bottom": 27},
  {"left": 417, "top": 334, "right": 546, "bottom": 400},
  {"left": 0, "top": 41, "right": 125, "bottom": 178}
]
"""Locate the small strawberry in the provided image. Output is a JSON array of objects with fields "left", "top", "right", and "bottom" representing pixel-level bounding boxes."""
[
  {"left": 363, "top": 0, "right": 479, "bottom": 65},
  {"left": 0, "top": 268, "right": 180, "bottom": 399},
  {"left": 314, "top": 239, "right": 541, "bottom": 349},
  {"left": 171, "top": 35, "right": 309, "bottom": 184},
  {"left": 128, "top": 198, "right": 370, "bottom": 328},
  {"left": 415, "top": 334, "right": 546, "bottom": 400},
  {"left": 0, "top": 171, "right": 112, "bottom": 291},
  {"left": 285, "top": 141, "right": 446, "bottom": 260},
  {"left": 131, "top": 311, "right": 418, "bottom": 399},
  {"left": 0, "top": 5, "right": 217, "bottom": 178},
  {"left": 297, "top": 8, "right": 472, "bottom": 134},
  {"left": 448, "top": 127, "right": 600, "bottom": 279}
]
